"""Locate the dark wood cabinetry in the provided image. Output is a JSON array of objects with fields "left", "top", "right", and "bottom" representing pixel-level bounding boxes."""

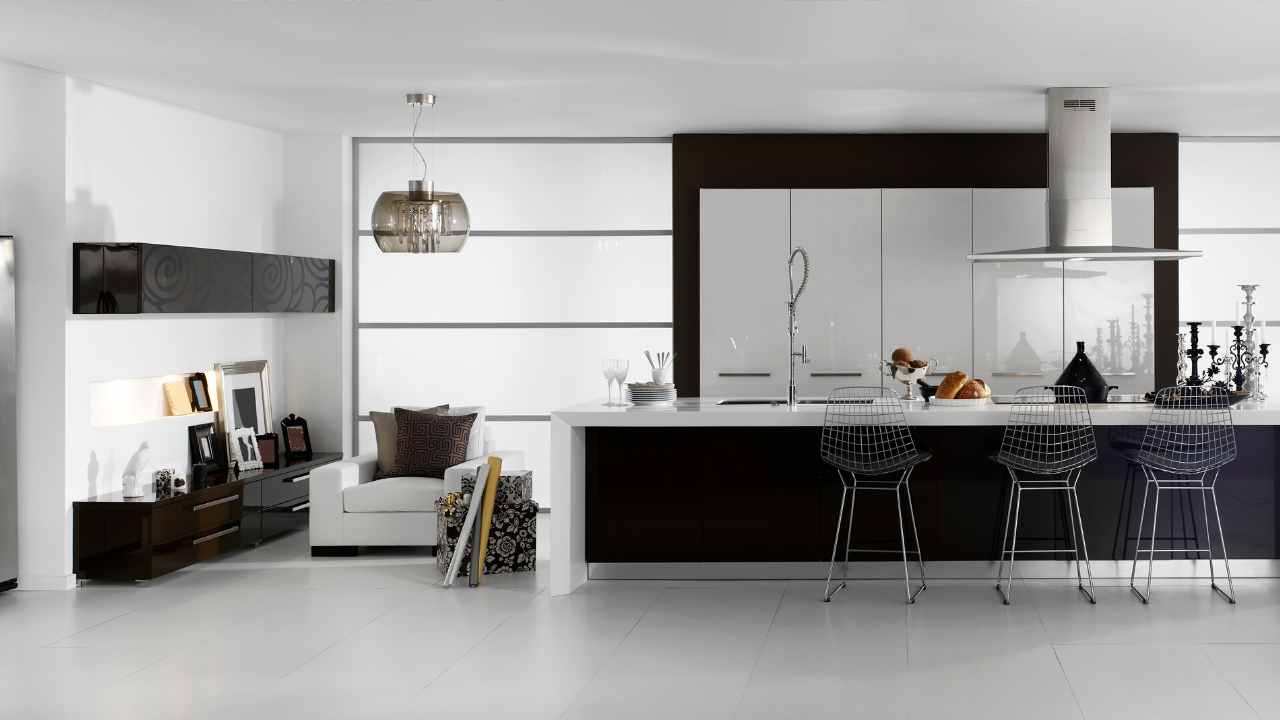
[
  {"left": 73, "top": 453, "right": 340, "bottom": 581},
  {"left": 73, "top": 480, "right": 245, "bottom": 581},
  {"left": 238, "top": 453, "right": 336, "bottom": 547},
  {"left": 72, "top": 243, "right": 335, "bottom": 314}
]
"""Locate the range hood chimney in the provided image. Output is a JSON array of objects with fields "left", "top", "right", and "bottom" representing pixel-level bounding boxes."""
[{"left": 967, "top": 87, "right": 1200, "bottom": 262}]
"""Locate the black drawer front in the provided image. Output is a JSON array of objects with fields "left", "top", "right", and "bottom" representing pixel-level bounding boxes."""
[
  {"left": 238, "top": 510, "right": 263, "bottom": 547},
  {"left": 261, "top": 472, "right": 309, "bottom": 508},
  {"left": 191, "top": 525, "right": 242, "bottom": 561},
  {"left": 192, "top": 493, "right": 242, "bottom": 534},
  {"left": 261, "top": 499, "right": 309, "bottom": 541}
]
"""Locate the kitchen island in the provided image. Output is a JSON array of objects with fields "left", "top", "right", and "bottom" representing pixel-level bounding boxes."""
[{"left": 550, "top": 397, "right": 1280, "bottom": 595}]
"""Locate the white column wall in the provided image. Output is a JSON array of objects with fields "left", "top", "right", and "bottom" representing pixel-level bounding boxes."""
[{"left": 0, "top": 59, "right": 70, "bottom": 590}]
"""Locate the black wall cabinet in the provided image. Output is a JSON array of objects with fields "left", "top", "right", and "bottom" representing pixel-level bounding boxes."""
[{"left": 74, "top": 243, "right": 335, "bottom": 314}]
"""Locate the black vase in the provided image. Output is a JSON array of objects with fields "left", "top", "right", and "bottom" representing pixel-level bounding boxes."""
[{"left": 1054, "top": 341, "right": 1115, "bottom": 403}]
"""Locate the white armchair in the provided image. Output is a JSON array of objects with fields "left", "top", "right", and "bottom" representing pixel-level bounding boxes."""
[{"left": 310, "top": 410, "right": 524, "bottom": 555}]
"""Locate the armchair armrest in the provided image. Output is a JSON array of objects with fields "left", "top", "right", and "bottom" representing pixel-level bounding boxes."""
[
  {"left": 309, "top": 452, "right": 376, "bottom": 546},
  {"left": 442, "top": 450, "right": 527, "bottom": 494}
]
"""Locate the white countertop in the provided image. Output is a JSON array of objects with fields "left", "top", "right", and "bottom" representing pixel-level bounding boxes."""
[{"left": 551, "top": 397, "right": 1280, "bottom": 427}]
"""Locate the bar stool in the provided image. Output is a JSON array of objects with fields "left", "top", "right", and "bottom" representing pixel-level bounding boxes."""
[
  {"left": 1129, "top": 386, "right": 1238, "bottom": 604},
  {"left": 993, "top": 385, "right": 1098, "bottom": 605},
  {"left": 821, "top": 386, "right": 931, "bottom": 604}
]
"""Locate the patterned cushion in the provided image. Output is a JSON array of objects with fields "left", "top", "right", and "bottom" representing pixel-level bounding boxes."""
[
  {"left": 371, "top": 404, "right": 448, "bottom": 479},
  {"left": 393, "top": 408, "right": 476, "bottom": 479}
]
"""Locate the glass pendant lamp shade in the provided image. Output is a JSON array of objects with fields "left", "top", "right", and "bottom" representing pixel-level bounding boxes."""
[
  {"left": 372, "top": 94, "right": 470, "bottom": 254},
  {"left": 372, "top": 182, "right": 470, "bottom": 253}
]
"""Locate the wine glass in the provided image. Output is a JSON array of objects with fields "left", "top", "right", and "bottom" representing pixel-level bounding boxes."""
[
  {"left": 613, "top": 359, "right": 630, "bottom": 404},
  {"left": 602, "top": 360, "right": 618, "bottom": 405}
]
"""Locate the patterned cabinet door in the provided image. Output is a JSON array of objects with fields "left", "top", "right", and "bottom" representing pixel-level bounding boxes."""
[
  {"left": 140, "top": 245, "right": 253, "bottom": 313},
  {"left": 251, "top": 254, "right": 335, "bottom": 313}
]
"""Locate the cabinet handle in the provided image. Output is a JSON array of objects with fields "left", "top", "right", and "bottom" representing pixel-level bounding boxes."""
[
  {"left": 192, "top": 526, "right": 239, "bottom": 545},
  {"left": 718, "top": 372, "right": 772, "bottom": 377},
  {"left": 810, "top": 372, "right": 863, "bottom": 377},
  {"left": 289, "top": 502, "right": 310, "bottom": 513},
  {"left": 282, "top": 475, "right": 309, "bottom": 484},
  {"left": 192, "top": 495, "right": 240, "bottom": 512}
]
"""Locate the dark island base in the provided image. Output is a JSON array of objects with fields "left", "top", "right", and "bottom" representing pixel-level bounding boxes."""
[{"left": 585, "top": 427, "right": 1280, "bottom": 563}]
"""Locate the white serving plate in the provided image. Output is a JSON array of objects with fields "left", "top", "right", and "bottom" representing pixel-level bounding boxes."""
[{"left": 929, "top": 397, "right": 993, "bottom": 407}]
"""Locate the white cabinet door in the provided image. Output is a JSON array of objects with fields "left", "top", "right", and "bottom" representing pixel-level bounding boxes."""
[
  {"left": 790, "top": 189, "right": 882, "bottom": 398},
  {"left": 700, "top": 189, "right": 789, "bottom": 398},
  {"left": 971, "top": 188, "right": 1063, "bottom": 395},
  {"left": 882, "top": 189, "right": 973, "bottom": 380}
]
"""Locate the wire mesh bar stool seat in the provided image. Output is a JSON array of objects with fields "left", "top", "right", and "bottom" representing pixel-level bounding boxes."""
[
  {"left": 1129, "top": 386, "right": 1239, "bottom": 604},
  {"left": 993, "top": 385, "right": 1098, "bottom": 605},
  {"left": 821, "top": 387, "right": 930, "bottom": 604}
]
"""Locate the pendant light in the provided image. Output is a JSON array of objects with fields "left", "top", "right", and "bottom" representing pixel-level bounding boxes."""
[{"left": 371, "top": 93, "right": 470, "bottom": 253}]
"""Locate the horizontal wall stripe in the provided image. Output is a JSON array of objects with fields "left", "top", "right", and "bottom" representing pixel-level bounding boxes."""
[
  {"left": 353, "top": 136, "right": 671, "bottom": 145},
  {"left": 355, "top": 229, "right": 671, "bottom": 238},
  {"left": 1180, "top": 136, "right": 1280, "bottom": 143},
  {"left": 1180, "top": 227, "right": 1280, "bottom": 235},
  {"left": 357, "top": 322, "right": 672, "bottom": 329},
  {"left": 357, "top": 414, "right": 550, "bottom": 423}
]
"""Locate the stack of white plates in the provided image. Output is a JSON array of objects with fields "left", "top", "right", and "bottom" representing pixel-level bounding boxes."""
[{"left": 626, "top": 382, "right": 676, "bottom": 406}]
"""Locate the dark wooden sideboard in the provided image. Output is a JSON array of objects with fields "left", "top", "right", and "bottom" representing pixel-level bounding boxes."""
[
  {"left": 74, "top": 452, "right": 340, "bottom": 581},
  {"left": 73, "top": 242, "right": 336, "bottom": 314}
]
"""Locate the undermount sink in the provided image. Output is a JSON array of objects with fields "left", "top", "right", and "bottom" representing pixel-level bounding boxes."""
[{"left": 717, "top": 399, "right": 828, "bottom": 406}]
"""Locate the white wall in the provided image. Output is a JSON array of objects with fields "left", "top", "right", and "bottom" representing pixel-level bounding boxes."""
[
  {"left": 0, "top": 59, "right": 70, "bottom": 589},
  {"left": 279, "top": 134, "right": 348, "bottom": 454},
  {"left": 58, "top": 80, "right": 291, "bottom": 583}
]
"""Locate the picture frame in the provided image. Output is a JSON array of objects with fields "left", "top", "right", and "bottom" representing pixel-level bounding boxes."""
[
  {"left": 280, "top": 413, "right": 313, "bottom": 461},
  {"left": 229, "top": 427, "right": 262, "bottom": 472},
  {"left": 214, "top": 360, "right": 272, "bottom": 469},
  {"left": 188, "top": 422, "right": 219, "bottom": 468},
  {"left": 187, "top": 372, "right": 212, "bottom": 412},
  {"left": 257, "top": 432, "right": 280, "bottom": 470}
]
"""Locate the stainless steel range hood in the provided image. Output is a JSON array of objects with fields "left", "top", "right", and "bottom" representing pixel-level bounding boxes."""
[{"left": 967, "top": 87, "right": 1201, "bottom": 263}]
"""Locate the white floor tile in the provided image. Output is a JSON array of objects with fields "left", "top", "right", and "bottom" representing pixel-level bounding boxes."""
[
  {"left": 1056, "top": 643, "right": 1258, "bottom": 720},
  {"left": 1, "top": 525, "right": 1275, "bottom": 720}
]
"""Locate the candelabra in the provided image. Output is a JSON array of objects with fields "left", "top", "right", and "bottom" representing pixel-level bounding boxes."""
[
  {"left": 1176, "top": 332, "right": 1189, "bottom": 385},
  {"left": 1206, "top": 324, "right": 1270, "bottom": 397},
  {"left": 1240, "top": 284, "right": 1267, "bottom": 399},
  {"left": 1181, "top": 321, "right": 1208, "bottom": 386}
]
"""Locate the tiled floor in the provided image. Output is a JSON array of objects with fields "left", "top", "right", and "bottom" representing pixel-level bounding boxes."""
[{"left": 3, "top": 522, "right": 1278, "bottom": 720}]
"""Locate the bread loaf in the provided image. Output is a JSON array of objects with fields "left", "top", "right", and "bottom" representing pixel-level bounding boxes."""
[
  {"left": 891, "top": 347, "right": 913, "bottom": 365},
  {"left": 936, "top": 371, "right": 969, "bottom": 400},
  {"left": 955, "top": 378, "right": 991, "bottom": 399}
]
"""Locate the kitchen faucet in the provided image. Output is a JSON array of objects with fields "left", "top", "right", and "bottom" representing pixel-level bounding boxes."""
[{"left": 787, "top": 246, "right": 810, "bottom": 408}]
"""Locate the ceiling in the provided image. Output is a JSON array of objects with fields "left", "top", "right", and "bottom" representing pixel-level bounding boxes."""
[{"left": 2, "top": 0, "right": 1280, "bottom": 137}]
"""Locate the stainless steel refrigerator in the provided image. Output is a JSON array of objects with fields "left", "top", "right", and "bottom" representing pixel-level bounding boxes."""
[{"left": 0, "top": 235, "right": 14, "bottom": 589}]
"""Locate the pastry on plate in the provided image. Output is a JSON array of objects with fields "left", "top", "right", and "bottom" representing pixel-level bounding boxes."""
[
  {"left": 955, "top": 378, "right": 991, "bottom": 399},
  {"left": 936, "top": 371, "right": 969, "bottom": 400}
]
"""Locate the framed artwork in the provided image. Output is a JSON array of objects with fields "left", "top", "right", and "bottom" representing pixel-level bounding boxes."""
[
  {"left": 229, "top": 427, "right": 263, "bottom": 471},
  {"left": 188, "top": 422, "right": 219, "bottom": 468},
  {"left": 187, "top": 372, "right": 212, "bottom": 412},
  {"left": 214, "top": 360, "right": 272, "bottom": 467},
  {"left": 257, "top": 432, "right": 280, "bottom": 469},
  {"left": 280, "top": 413, "right": 313, "bottom": 461}
]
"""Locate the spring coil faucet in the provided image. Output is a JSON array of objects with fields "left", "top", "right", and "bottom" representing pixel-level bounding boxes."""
[{"left": 788, "top": 247, "right": 810, "bottom": 408}]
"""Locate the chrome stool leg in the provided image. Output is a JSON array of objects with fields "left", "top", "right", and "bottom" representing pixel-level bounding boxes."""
[
  {"left": 1208, "top": 477, "right": 1237, "bottom": 604},
  {"left": 894, "top": 469, "right": 926, "bottom": 604},
  {"left": 1130, "top": 468, "right": 1160, "bottom": 604},
  {"left": 994, "top": 468, "right": 1016, "bottom": 590},
  {"left": 823, "top": 481, "right": 851, "bottom": 603},
  {"left": 1128, "top": 473, "right": 1153, "bottom": 602},
  {"left": 1068, "top": 472, "right": 1097, "bottom": 603},
  {"left": 996, "top": 471, "right": 1023, "bottom": 605},
  {"left": 903, "top": 473, "right": 927, "bottom": 594}
]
